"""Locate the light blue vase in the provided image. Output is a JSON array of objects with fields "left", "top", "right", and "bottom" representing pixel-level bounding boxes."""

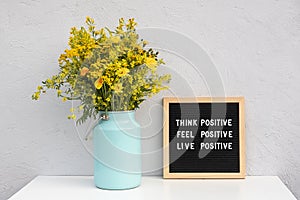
[{"left": 93, "top": 111, "right": 141, "bottom": 190}]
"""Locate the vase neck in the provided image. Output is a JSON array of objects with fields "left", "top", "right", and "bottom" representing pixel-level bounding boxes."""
[{"left": 100, "top": 111, "right": 136, "bottom": 122}]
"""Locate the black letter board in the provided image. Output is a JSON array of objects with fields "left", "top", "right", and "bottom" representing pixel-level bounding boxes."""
[{"left": 163, "top": 97, "right": 245, "bottom": 178}]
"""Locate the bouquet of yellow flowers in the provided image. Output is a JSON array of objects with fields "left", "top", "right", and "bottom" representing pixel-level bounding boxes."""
[{"left": 32, "top": 17, "right": 171, "bottom": 124}]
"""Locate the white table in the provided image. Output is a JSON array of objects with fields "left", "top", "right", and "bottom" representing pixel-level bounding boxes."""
[{"left": 9, "top": 176, "right": 297, "bottom": 200}]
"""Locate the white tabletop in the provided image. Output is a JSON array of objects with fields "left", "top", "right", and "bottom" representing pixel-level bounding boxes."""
[{"left": 9, "top": 176, "right": 297, "bottom": 200}]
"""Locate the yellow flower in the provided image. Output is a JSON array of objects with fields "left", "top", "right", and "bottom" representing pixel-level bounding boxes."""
[
  {"left": 94, "top": 77, "right": 104, "bottom": 89},
  {"left": 46, "top": 78, "right": 53, "bottom": 85},
  {"left": 32, "top": 92, "right": 40, "bottom": 100},
  {"left": 113, "top": 83, "right": 123, "bottom": 94},
  {"left": 65, "top": 49, "right": 79, "bottom": 57},
  {"left": 102, "top": 76, "right": 112, "bottom": 86},
  {"left": 127, "top": 76, "right": 133, "bottom": 84},
  {"left": 145, "top": 57, "right": 157, "bottom": 69},
  {"left": 68, "top": 114, "right": 76, "bottom": 120},
  {"left": 151, "top": 87, "right": 159, "bottom": 93},
  {"left": 142, "top": 40, "right": 149, "bottom": 46},
  {"left": 86, "top": 16, "right": 94, "bottom": 24},
  {"left": 37, "top": 85, "right": 43, "bottom": 90},
  {"left": 80, "top": 67, "right": 89, "bottom": 76},
  {"left": 57, "top": 90, "right": 62, "bottom": 96},
  {"left": 116, "top": 68, "right": 130, "bottom": 77},
  {"left": 110, "top": 36, "right": 120, "bottom": 43},
  {"left": 70, "top": 27, "right": 77, "bottom": 34},
  {"left": 126, "top": 18, "right": 137, "bottom": 30},
  {"left": 90, "top": 70, "right": 103, "bottom": 79},
  {"left": 32, "top": 17, "right": 171, "bottom": 124},
  {"left": 144, "top": 84, "right": 150, "bottom": 89}
]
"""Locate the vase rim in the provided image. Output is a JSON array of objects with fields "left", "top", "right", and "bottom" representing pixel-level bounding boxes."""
[{"left": 100, "top": 110, "right": 136, "bottom": 114}]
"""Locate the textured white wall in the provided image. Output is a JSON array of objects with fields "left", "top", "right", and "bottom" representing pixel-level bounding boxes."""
[{"left": 1, "top": 0, "right": 300, "bottom": 199}]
